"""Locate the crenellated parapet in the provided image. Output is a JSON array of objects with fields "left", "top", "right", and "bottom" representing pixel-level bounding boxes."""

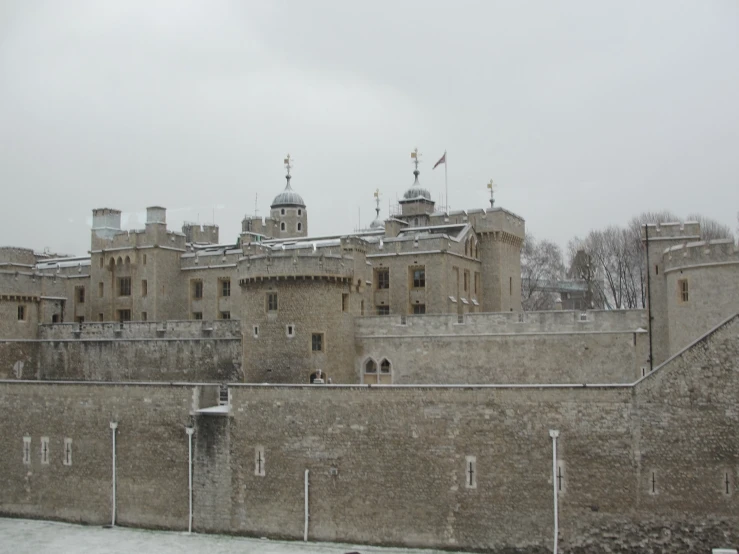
[
  {"left": 0, "top": 247, "right": 36, "bottom": 267},
  {"left": 663, "top": 239, "right": 739, "bottom": 273},
  {"left": 238, "top": 252, "right": 356, "bottom": 284},
  {"left": 641, "top": 221, "right": 701, "bottom": 244}
]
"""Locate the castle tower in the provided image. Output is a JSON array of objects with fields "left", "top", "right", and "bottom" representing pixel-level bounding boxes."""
[
  {"left": 270, "top": 154, "right": 308, "bottom": 239},
  {"left": 398, "top": 148, "right": 435, "bottom": 226},
  {"left": 642, "top": 221, "right": 701, "bottom": 367}
]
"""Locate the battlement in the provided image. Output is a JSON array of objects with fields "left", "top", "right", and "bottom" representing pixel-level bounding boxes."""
[
  {"left": 641, "top": 221, "right": 701, "bottom": 241},
  {"left": 356, "top": 309, "right": 647, "bottom": 336},
  {"left": 38, "top": 319, "right": 242, "bottom": 341},
  {"left": 663, "top": 239, "right": 739, "bottom": 272},
  {"left": 0, "top": 247, "right": 36, "bottom": 266},
  {"left": 182, "top": 222, "right": 220, "bottom": 245},
  {"left": 238, "top": 252, "right": 355, "bottom": 283}
]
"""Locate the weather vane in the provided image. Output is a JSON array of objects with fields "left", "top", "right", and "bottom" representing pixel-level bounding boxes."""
[
  {"left": 410, "top": 148, "right": 422, "bottom": 171},
  {"left": 284, "top": 153, "right": 293, "bottom": 177},
  {"left": 487, "top": 179, "right": 497, "bottom": 208},
  {"left": 374, "top": 188, "right": 381, "bottom": 219}
]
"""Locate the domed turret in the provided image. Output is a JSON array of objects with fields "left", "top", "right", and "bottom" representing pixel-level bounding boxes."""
[
  {"left": 270, "top": 154, "right": 308, "bottom": 239},
  {"left": 398, "top": 148, "right": 435, "bottom": 220},
  {"left": 369, "top": 188, "right": 385, "bottom": 230}
]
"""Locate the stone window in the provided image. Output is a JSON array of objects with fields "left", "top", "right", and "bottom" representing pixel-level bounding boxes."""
[
  {"left": 678, "top": 279, "right": 689, "bottom": 302},
  {"left": 141, "top": 280, "right": 148, "bottom": 296},
  {"left": 23, "top": 436, "right": 31, "bottom": 465},
  {"left": 253, "top": 325, "right": 259, "bottom": 338},
  {"left": 509, "top": 276, "right": 513, "bottom": 296},
  {"left": 311, "top": 333, "right": 324, "bottom": 352},
  {"left": 99, "top": 282, "right": 104, "bottom": 297},
  {"left": 280, "top": 208, "right": 286, "bottom": 216},
  {"left": 220, "top": 311, "right": 231, "bottom": 320},
  {"left": 298, "top": 209, "right": 302, "bottom": 216},
  {"left": 192, "top": 312, "right": 203, "bottom": 320},
  {"left": 267, "top": 293, "right": 278, "bottom": 312},
  {"left": 280, "top": 222, "right": 286, "bottom": 231},
  {"left": 412, "top": 304, "right": 426, "bottom": 315},
  {"left": 63, "top": 438, "right": 72, "bottom": 466},
  {"left": 465, "top": 456, "right": 477, "bottom": 489},
  {"left": 360, "top": 300, "right": 365, "bottom": 316},
  {"left": 474, "top": 272, "right": 480, "bottom": 295},
  {"left": 255, "top": 446, "right": 265, "bottom": 476},
  {"left": 365, "top": 359, "right": 377, "bottom": 374},
  {"left": 17, "top": 305, "right": 26, "bottom": 321},
  {"left": 191, "top": 280, "right": 203, "bottom": 300},
  {"left": 124, "top": 256, "right": 130, "bottom": 265},
  {"left": 342, "top": 293, "right": 349, "bottom": 312},
  {"left": 376, "top": 305, "right": 390, "bottom": 316},
  {"left": 376, "top": 268, "right": 389, "bottom": 289},
  {"left": 118, "top": 309, "right": 131, "bottom": 322},
  {"left": 412, "top": 267, "right": 425, "bottom": 288},
  {"left": 40, "top": 437, "right": 49, "bottom": 465},
  {"left": 118, "top": 277, "right": 131, "bottom": 297},
  {"left": 143, "top": 254, "right": 147, "bottom": 265},
  {"left": 363, "top": 358, "right": 392, "bottom": 384},
  {"left": 286, "top": 324, "right": 295, "bottom": 337},
  {"left": 75, "top": 316, "right": 84, "bottom": 324},
  {"left": 98, "top": 313, "right": 104, "bottom": 322},
  {"left": 297, "top": 222, "right": 302, "bottom": 232},
  {"left": 220, "top": 278, "right": 231, "bottom": 297},
  {"left": 76, "top": 287, "right": 85, "bottom": 303},
  {"left": 99, "top": 256, "right": 104, "bottom": 268},
  {"left": 464, "top": 270, "right": 469, "bottom": 292},
  {"left": 141, "top": 312, "right": 147, "bottom": 321},
  {"left": 380, "top": 358, "right": 391, "bottom": 374}
]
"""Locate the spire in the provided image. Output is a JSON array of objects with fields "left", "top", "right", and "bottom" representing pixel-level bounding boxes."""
[
  {"left": 283, "top": 153, "right": 293, "bottom": 190},
  {"left": 410, "top": 147, "right": 421, "bottom": 185},
  {"left": 487, "top": 178, "right": 496, "bottom": 208}
]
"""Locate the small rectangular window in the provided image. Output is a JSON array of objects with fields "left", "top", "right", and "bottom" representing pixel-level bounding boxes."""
[
  {"left": 23, "top": 436, "right": 31, "bottom": 465},
  {"left": 474, "top": 272, "right": 480, "bottom": 295},
  {"left": 376, "top": 268, "right": 390, "bottom": 289},
  {"left": 413, "top": 304, "right": 426, "bottom": 315},
  {"left": 17, "top": 305, "right": 26, "bottom": 321},
  {"left": 342, "top": 293, "right": 349, "bottom": 312},
  {"left": 360, "top": 300, "right": 365, "bottom": 316},
  {"left": 118, "top": 277, "right": 131, "bottom": 297},
  {"left": 98, "top": 313, "right": 104, "bottom": 322},
  {"left": 98, "top": 282, "right": 104, "bottom": 297},
  {"left": 509, "top": 276, "right": 513, "bottom": 296},
  {"left": 220, "top": 278, "right": 231, "bottom": 297},
  {"left": 40, "top": 437, "right": 49, "bottom": 465},
  {"left": 463, "top": 271, "right": 469, "bottom": 292},
  {"left": 412, "top": 267, "right": 426, "bottom": 288},
  {"left": 311, "top": 333, "right": 323, "bottom": 352},
  {"left": 76, "top": 287, "right": 85, "bottom": 303},
  {"left": 75, "top": 316, "right": 84, "bottom": 324},
  {"left": 117, "top": 309, "right": 131, "bottom": 322},
  {"left": 141, "top": 311, "right": 147, "bottom": 321},
  {"left": 253, "top": 325, "right": 259, "bottom": 338},
  {"left": 267, "top": 292, "right": 278, "bottom": 312},
  {"left": 192, "top": 280, "right": 203, "bottom": 300},
  {"left": 143, "top": 254, "right": 147, "bottom": 265},
  {"left": 286, "top": 324, "right": 295, "bottom": 337},
  {"left": 192, "top": 312, "right": 203, "bottom": 320},
  {"left": 63, "top": 438, "right": 72, "bottom": 466},
  {"left": 141, "top": 280, "right": 148, "bottom": 296},
  {"left": 678, "top": 279, "right": 689, "bottom": 302},
  {"left": 220, "top": 311, "right": 231, "bottom": 320},
  {"left": 377, "top": 305, "right": 390, "bottom": 316}
]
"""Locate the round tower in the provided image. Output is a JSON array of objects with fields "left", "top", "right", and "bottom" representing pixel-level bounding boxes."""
[{"left": 270, "top": 154, "right": 308, "bottom": 239}]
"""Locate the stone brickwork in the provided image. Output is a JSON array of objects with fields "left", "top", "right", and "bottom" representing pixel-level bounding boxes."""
[
  {"left": 355, "top": 310, "right": 649, "bottom": 384},
  {"left": 0, "top": 321, "right": 242, "bottom": 382},
  {"left": 0, "top": 315, "right": 736, "bottom": 551}
]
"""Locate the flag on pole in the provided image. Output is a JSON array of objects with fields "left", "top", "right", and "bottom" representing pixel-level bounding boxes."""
[{"left": 433, "top": 152, "right": 446, "bottom": 170}]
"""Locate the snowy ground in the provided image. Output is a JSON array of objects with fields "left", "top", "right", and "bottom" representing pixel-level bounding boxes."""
[{"left": 0, "top": 518, "right": 472, "bottom": 554}]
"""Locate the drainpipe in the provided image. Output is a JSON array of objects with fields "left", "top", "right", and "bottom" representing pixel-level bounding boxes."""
[
  {"left": 110, "top": 421, "right": 118, "bottom": 526},
  {"left": 549, "top": 430, "right": 560, "bottom": 554},
  {"left": 186, "top": 427, "right": 194, "bottom": 533},
  {"left": 303, "top": 469, "right": 309, "bottom": 542},
  {"left": 644, "top": 224, "right": 654, "bottom": 371}
]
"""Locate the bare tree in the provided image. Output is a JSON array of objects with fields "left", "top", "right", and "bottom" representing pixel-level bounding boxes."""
[
  {"left": 521, "top": 233, "right": 565, "bottom": 311},
  {"left": 685, "top": 213, "right": 735, "bottom": 241}
]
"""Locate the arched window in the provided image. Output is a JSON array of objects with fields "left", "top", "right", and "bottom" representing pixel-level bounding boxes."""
[
  {"left": 116, "top": 257, "right": 122, "bottom": 266},
  {"left": 281, "top": 208, "right": 285, "bottom": 216},
  {"left": 297, "top": 222, "right": 302, "bottom": 232},
  {"left": 310, "top": 370, "right": 327, "bottom": 384},
  {"left": 124, "top": 256, "right": 130, "bottom": 265},
  {"left": 109, "top": 258, "right": 115, "bottom": 269},
  {"left": 364, "top": 358, "right": 392, "bottom": 384},
  {"left": 280, "top": 222, "right": 286, "bottom": 231},
  {"left": 380, "top": 359, "right": 391, "bottom": 374},
  {"left": 365, "top": 359, "right": 377, "bottom": 374}
]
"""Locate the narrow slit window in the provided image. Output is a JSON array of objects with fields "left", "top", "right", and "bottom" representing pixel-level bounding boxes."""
[
  {"left": 465, "top": 456, "right": 477, "bottom": 489},
  {"left": 40, "top": 437, "right": 49, "bottom": 465},
  {"left": 63, "top": 438, "right": 72, "bottom": 466},
  {"left": 23, "top": 436, "right": 31, "bottom": 465},
  {"left": 255, "top": 446, "right": 266, "bottom": 476}
]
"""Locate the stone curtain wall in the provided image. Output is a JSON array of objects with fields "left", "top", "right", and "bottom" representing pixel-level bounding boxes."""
[
  {"left": 355, "top": 310, "right": 650, "bottom": 384},
  {"left": 0, "top": 321, "right": 243, "bottom": 382},
  {"left": 0, "top": 315, "right": 737, "bottom": 552}
]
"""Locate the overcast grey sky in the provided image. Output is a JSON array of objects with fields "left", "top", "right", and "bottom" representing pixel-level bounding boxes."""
[{"left": 1, "top": 0, "right": 737, "bottom": 256}]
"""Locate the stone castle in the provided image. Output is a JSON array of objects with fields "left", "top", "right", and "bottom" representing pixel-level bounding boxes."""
[{"left": 1, "top": 152, "right": 738, "bottom": 552}]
